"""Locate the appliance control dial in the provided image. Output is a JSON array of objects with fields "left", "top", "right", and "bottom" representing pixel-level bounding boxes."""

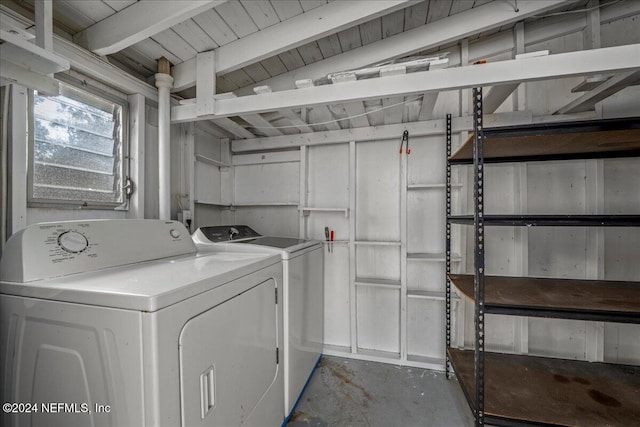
[{"left": 58, "top": 231, "right": 89, "bottom": 253}]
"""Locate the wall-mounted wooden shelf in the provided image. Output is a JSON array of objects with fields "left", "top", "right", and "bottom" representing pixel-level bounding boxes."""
[
  {"left": 300, "top": 207, "right": 350, "bottom": 217},
  {"left": 407, "top": 252, "right": 462, "bottom": 262},
  {"left": 354, "top": 278, "right": 401, "bottom": 289},
  {"left": 354, "top": 240, "right": 402, "bottom": 246},
  {"left": 194, "top": 200, "right": 227, "bottom": 206},
  {"left": 407, "top": 290, "right": 453, "bottom": 301},
  {"left": 408, "top": 183, "right": 463, "bottom": 190},
  {"left": 195, "top": 154, "right": 231, "bottom": 168},
  {"left": 232, "top": 202, "right": 298, "bottom": 207}
]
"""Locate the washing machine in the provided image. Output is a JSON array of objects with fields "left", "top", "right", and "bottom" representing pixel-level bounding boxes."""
[
  {"left": 192, "top": 225, "right": 323, "bottom": 418},
  {"left": 0, "top": 219, "right": 284, "bottom": 427}
]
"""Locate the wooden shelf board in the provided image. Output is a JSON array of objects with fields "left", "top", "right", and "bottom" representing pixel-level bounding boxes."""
[
  {"left": 407, "top": 290, "right": 446, "bottom": 300},
  {"left": 448, "top": 274, "right": 640, "bottom": 323},
  {"left": 195, "top": 154, "right": 230, "bottom": 168},
  {"left": 448, "top": 214, "right": 640, "bottom": 227},
  {"left": 408, "top": 183, "right": 463, "bottom": 190},
  {"left": 354, "top": 240, "right": 401, "bottom": 246},
  {"left": 449, "top": 117, "right": 640, "bottom": 164},
  {"left": 194, "top": 200, "right": 227, "bottom": 206},
  {"left": 300, "top": 207, "right": 350, "bottom": 217},
  {"left": 354, "top": 277, "right": 401, "bottom": 289},
  {"left": 407, "top": 252, "right": 462, "bottom": 262},
  {"left": 448, "top": 347, "right": 640, "bottom": 427},
  {"left": 232, "top": 202, "right": 298, "bottom": 207}
]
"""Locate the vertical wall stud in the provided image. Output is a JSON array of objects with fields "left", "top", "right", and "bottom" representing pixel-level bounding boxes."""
[
  {"left": 400, "top": 132, "right": 408, "bottom": 361},
  {"left": 298, "top": 145, "right": 308, "bottom": 238},
  {"left": 349, "top": 141, "right": 358, "bottom": 354},
  {"left": 348, "top": 141, "right": 357, "bottom": 354}
]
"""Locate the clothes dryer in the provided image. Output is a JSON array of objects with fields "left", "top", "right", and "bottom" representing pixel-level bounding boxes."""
[{"left": 0, "top": 220, "right": 284, "bottom": 427}]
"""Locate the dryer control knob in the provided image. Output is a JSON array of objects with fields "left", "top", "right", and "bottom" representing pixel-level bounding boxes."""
[
  {"left": 58, "top": 231, "right": 88, "bottom": 253},
  {"left": 170, "top": 229, "right": 181, "bottom": 238}
]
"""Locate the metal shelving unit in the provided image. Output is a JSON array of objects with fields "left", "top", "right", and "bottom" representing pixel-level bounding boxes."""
[{"left": 445, "top": 92, "right": 640, "bottom": 426}]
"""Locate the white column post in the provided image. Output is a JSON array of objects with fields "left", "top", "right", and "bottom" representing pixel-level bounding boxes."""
[{"left": 155, "top": 57, "right": 174, "bottom": 220}]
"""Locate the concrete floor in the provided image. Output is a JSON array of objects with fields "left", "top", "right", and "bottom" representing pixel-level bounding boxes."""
[{"left": 286, "top": 356, "right": 474, "bottom": 427}]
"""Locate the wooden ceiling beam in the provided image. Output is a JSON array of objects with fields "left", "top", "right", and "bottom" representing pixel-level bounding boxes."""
[
  {"left": 254, "top": 85, "right": 314, "bottom": 133},
  {"left": 73, "top": 1, "right": 228, "bottom": 56},
  {"left": 172, "top": 0, "right": 418, "bottom": 91},
  {"left": 231, "top": 0, "right": 575, "bottom": 95},
  {"left": 172, "top": 44, "right": 640, "bottom": 123},
  {"left": 555, "top": 70, "right": 640, "bottom": 114}
]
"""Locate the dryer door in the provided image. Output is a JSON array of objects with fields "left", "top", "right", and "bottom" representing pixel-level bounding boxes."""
[{"left": 179, "top": 279, "right": 278, "bottom": 426}]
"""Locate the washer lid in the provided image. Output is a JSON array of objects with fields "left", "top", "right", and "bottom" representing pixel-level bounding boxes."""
[
  {"left": 236, "top": 236, "right": 309, "bottom": 249},
  {"left": 0, "top": 251, "right": 280, "bottom": 311}
]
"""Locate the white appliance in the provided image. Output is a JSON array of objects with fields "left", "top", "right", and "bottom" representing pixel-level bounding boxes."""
[
  {"left": 192, "top": 225, "right": 323, "bottom": 417},
  {"left": 0, "top": 219, "right": 284, "bottom": 427}
]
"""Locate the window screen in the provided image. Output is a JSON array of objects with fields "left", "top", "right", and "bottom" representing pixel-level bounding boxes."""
[{"left": 30, "top": 83, "right": 126, "bottom": 207}]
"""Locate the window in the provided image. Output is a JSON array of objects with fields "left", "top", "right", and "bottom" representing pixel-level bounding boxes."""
[{"left": 29, "top": 82, "right": 128, "bottom": 208}]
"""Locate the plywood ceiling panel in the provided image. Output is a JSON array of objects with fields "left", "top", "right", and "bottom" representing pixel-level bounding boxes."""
[
  {"left": 172, "top": 19, "right": 219, "bottom": 52},
  {"left": 382, "top": 9, "right": 405, "bottom": 38},
  {"left": 102, "top": 0, "right": 136, "bottom": 12},
  {"left": 337, "top": 26, "right": 362, "bottom": 52},
  {"left": 240, "top": 0, "right": 280, "bottom": 30},
  {"left": 192, "top": 9, "right": 239, "bottom": 46},
  {"left": 297, "top": 41, "right": 324, "bottom": 65},
  {"left": 271, "top": 0, "right": 304, "bottom": 21},
  {"left": 243, "top": 62, "right": 272, "bottom": 82},
  {"left": 299, "top": 0, "right": 328, "bottom": 13},
  {"left": 316, "top": 34, "right": 343, "bottom": 58},
  {"left": 216, "top": 0, "right": 259, "bottom": 38},
  {"left": 278, "top": 48, "right": 306, "bottom": 71},
  {"left": 359, "top": 19, "right": 383, "bottom": 46},
  {"left": 152, "top": 29, "right": 197, "bottom": 63},
  {"left": 427, "top": 0, "right": 454, "bottom": 24},
  {"left": 135, "top": 38, "right": 181, "bottom": 65},
  {"left": 404, "top": 1, "right": 428, "bottom": 31}
]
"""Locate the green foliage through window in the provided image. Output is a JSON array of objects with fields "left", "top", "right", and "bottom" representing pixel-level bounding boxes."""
[{"left": 31, "top": 83, "right": 125, "bottom": 207}]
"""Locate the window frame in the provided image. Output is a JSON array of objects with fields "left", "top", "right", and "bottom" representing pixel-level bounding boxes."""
[{"left": 27, "top": 78, "right": 130, "bottom": 210}]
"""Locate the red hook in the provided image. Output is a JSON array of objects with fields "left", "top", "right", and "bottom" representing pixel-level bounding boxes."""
[{"left": 399, "top": 130, "right": 410, "bottom": 155}]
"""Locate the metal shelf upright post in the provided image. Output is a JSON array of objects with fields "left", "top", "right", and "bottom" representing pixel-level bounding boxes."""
[
  {"left": 445, "top": 114, "right": 453, "bottom": 379},
  {"left": 472, "top": 88, "right": 486, "bottom": 427}
]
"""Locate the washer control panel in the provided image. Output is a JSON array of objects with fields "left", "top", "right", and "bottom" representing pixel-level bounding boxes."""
[
  {"left": 58, "top": 231, "right": 89, "bottom": 253},
  {"left": 0, "top": 220, "right": 196, "bottom": 283}
]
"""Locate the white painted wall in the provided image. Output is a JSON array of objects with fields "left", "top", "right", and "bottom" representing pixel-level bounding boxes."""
[{"left": 220, "top": 16, "right": 640, "bottom": 368}]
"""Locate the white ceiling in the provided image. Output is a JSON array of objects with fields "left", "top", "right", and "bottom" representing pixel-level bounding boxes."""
[{"left": 4, "top": 0, "right": 631, "bottom": 140}]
